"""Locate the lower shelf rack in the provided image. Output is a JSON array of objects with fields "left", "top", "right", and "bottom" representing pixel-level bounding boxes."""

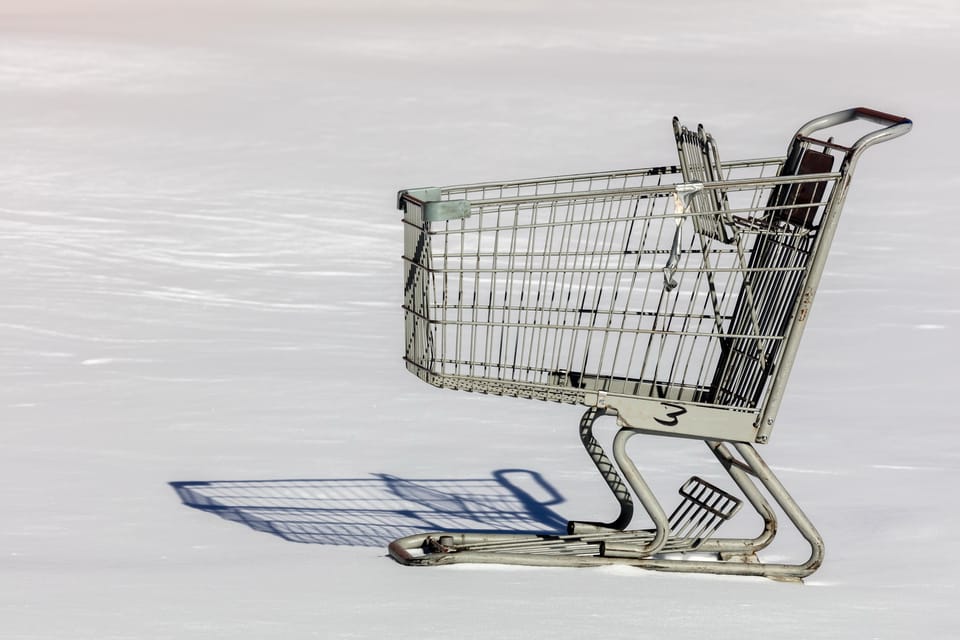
[{"left": 391, "top": 476, "right": 742, "bottom": 564}]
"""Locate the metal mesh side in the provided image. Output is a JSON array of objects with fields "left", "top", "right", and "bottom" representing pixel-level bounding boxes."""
[
  {"left": 400, "top": 152, "right": 844, "bottom": 417},
  {"left": 402, "top": 163, "right": 822, "bottom": 412}
]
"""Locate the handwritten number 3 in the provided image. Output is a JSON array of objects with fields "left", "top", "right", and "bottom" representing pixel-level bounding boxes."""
[{"left": 654, "top": 402, "right": 687, "bottom": 427}]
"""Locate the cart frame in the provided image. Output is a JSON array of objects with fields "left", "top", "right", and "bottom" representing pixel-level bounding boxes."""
[{"left": 392, "top": 108, "right": 911, "bottom": 579}]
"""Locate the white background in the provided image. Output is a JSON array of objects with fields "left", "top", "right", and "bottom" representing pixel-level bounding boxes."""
[{"left": 2, "top": 1, "right": 957, "bottom": 637}]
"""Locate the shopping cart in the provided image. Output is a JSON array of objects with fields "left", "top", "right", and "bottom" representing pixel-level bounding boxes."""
[{"left": 392, "top": 108, "right": 911, "bottom": 579}]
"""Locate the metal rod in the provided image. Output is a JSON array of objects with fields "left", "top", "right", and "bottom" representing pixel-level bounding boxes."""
[{"left": 567, "top": 408, "right": 635, "bottom": 534}]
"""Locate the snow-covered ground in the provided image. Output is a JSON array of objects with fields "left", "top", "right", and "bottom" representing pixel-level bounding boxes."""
[{"left": 2, "top": 1, "right": 957, "bottom": 637}]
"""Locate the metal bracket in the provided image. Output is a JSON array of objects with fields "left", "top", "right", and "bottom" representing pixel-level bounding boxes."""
[{"left": 663, "top": 182, "right": 704, "bottom": 291}]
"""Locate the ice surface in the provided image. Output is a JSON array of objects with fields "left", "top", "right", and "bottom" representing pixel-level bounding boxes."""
[{"left": 1, "top": 1, "right": 958, "bottom": 637}]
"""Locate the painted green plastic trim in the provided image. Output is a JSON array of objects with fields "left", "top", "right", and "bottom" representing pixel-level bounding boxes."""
[
  {"left": 424, "top": 199, "right": 471, "bottom": 222},
  {"left": 399, "top": 188, "right": 472, "bottom": 222}
]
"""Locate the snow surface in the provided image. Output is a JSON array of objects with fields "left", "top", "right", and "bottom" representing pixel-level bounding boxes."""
[{"left": 2, "top": 1, "right": 958, "bottom": 637}]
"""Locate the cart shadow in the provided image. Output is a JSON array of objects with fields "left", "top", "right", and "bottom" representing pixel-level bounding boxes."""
[{"left": 170, "top": 469, "right": 568, "bottom": 547}]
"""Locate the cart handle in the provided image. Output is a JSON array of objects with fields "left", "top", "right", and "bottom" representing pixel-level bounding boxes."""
[{"left": 794, "top": 107, "right": 912, "bottom": 159}]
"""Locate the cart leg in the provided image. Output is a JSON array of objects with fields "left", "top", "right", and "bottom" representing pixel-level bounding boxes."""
[
  {"left": 389, "top": 433, "right": 824, "bottom": 578},
  {"left": 567, "top": 408, "right": 635, "bottom": 534},
  {"left": 611, "top": 440, "right": 824, "bottom": 580},
  {"left": 597, "top": 436, "right": 823, "bottom": 580},
  {"left": 732, "top": 442, "right": 824, "bottom": 577},
  {"left": 705, "top": 440, "right": 778, "bottom": 558},
  {"left": 609, "top": 426, "right": 671, "bottom": 555},
  {"left": 576, "top": 426, "right": 674, "bottom": 558}
]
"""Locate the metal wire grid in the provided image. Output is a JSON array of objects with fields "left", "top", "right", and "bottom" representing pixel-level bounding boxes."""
[
  {"left": 674, "top": 119, "right": 735, "bottom": 243},
  {"left": 668, "top": 476, "right": 741, "bottom": 546},
  {"left": 402, "top": 161, "right": 838, "bottom": 413}
]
